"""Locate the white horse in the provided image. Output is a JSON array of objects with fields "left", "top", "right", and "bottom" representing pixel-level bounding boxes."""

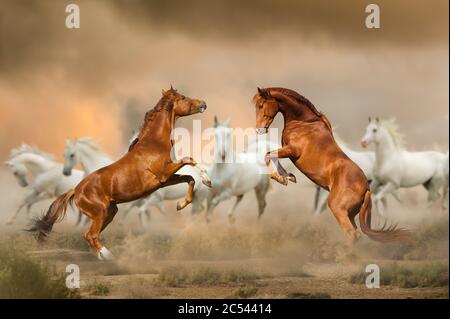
[
  {"left": 63, "top": 138, "right": 112, "bottom": 177},
  {"left": 361, "top": 117, "right": 446, "bottom": 214},
  {"left": 427, "top": 152, "right": 449, "bottom": 209},
  {"left": 4, "top": 144, "right": 83, "bottom": 224},
  {"left": 205, "top": 116, "right": 270, "bottom": 223}
]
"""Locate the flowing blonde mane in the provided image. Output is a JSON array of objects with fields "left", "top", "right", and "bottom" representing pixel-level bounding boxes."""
[
  {"left": 380, "top": 118, "right": 405, "bottom": 149},
  {"left": 9, "top": 144, "right": 55, "bottom": 161}
]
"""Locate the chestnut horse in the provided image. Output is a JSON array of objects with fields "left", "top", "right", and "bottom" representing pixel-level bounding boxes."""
[
  {"left": 253, "top": 87, "right": 411, "bottom": 243},
  {"left": 29, "top": 87, "right": 210, "bottom": 259}
]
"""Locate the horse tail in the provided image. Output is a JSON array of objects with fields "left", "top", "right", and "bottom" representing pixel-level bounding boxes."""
[
  {"left": 28, "top": 189, "right": 75, "bottom": 242},
  {"left": 359, "top": 190, "right": 412, "bottom": 243}
]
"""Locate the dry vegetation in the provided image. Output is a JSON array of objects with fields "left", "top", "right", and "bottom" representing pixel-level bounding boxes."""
[{"left": 0, "top": 187, "right": 448, "bottom": 299}]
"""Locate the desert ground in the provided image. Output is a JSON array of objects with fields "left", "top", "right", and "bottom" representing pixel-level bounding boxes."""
[{"left": 0, "top": 169, "right": 448, "bottom": 299}]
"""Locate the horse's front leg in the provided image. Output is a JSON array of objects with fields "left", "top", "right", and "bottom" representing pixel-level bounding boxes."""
[
  {"left": 373, "top": 182, "right": 397, "bottom": 216},
  {"left": 171, "top": 157, "right": 211, "bottom": 188},
  {"left": 6, "top": 191, "right": 47, "bottom": 225},
  {"left": 265, "top": 146, "right": 295, "bottom": 185},
  {"left": 160, "top": 174, "right": 195, "bottom": 211}
]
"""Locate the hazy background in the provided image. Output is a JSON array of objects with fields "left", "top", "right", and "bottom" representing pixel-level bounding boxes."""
[
  {"left": 0, "top": 0, "right": 448, "bottom": 161},
  {"left": 0, "top": 0, "right": 448, "bottom": 223}
]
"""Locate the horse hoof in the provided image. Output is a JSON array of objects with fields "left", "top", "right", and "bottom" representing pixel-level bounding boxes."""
[
  {"left": 202, "top": 179, "right": 212, "bottom": 188},
  {"left": 177, "top": 200, "right": 188, "bottom": 211},
  {"left": 97, "top": 247, "right": 114, "bottom": 261},
  {"left": 287, "top": 173, "right": 297, "bottom": 183}
]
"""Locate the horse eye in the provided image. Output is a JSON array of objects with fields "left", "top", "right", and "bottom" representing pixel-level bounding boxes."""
[
  {"left": 70, "top": 154, "right": 75, "bottom": 158},
  {"left": 13, "top": 171, "right": 18, "bottom": 176},
  {"left": 373, "top": 129, "right": 377, "bottom": 133}
]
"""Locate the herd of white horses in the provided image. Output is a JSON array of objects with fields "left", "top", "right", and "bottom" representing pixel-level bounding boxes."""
[{"left": 4, "top": 116, "right": 449, "bottom": 227}]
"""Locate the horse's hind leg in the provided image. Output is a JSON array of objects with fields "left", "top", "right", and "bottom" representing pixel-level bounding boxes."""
[
  {"left": 77, "top": 198, "right": 114, "bottom": 260},
  {"left": 313, "top": 188, "right": 329, "bottom": 215},
  {"left": 255, "top": 176, "right": 270, "bottom": 219},
  {"left": 327, "top": 188, "right": 361, "bottom": 245},
  {"left": 101, "top": 203, "right": 118, "bottom": 232},
  {"left": 227, "top": 195, "right": 244, "bottom": 224}
]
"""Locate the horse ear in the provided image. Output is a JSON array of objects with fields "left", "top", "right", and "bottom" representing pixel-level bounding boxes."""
[
  {"left": 258, "top": 88, "right": 271, "bottom": 99},
  {"left": 224, "top": 117, "right": 231, "bottom": 127},
  {"left": 368, "top": 116, "right": 371, "bottom": 123},
  {"left": 375, "top": 117, "right": 380, "bottom": 123},
  {"left": 162, "top": 89, "right": 167, "bottom": 96},
  {"left": 214, "top": 115, "right": 219, "bottom": 127},
  {"left": 4, "top": 161, "right": 13, "bottom": 168}
]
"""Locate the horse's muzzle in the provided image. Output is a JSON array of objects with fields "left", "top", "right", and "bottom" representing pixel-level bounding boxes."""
[
  {"left": 19, "top": 179, "right": 28, "bottom": 187},
  {"left": 256, "top": 127, "right": 268, "bottom": 135},
  {"left": 361, "top": 140, "right": 368, "bottom": 148},
  {"left": 198, "top": 103, "right": 207, "bottom": 113},
  {"left": 62, "top": 168, "right": 72, "bottom": 176}
]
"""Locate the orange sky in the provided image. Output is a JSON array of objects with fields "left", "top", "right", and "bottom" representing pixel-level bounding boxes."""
[{"left": 0, "top": 0, "right": 448, "bottom": 161}]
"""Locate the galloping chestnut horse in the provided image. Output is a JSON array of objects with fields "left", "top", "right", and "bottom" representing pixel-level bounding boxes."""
[
  {"left": 30, "top": 87, "right": 210, "bottom": 259},
  {"left": 253, "top": 87, "right": 411, "bottom": 243}
]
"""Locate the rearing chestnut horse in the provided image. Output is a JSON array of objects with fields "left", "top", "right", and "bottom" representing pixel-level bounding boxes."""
[
  {"left": 253, "top": 87, "right": 411, "bottom": 243},
  {"left": 30, "top": 87, "right": 210, "bottom": 259}
]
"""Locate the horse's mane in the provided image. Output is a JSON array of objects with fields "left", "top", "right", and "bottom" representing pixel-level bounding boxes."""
[
  {"left": 379, "top": 118, "right": 405, "bottom": 149},
  {"left": 73, "top": 138, "right": 109, "bottom": 157},
  {"left": 9, "top": 144, "right": 54, "bottom": 161},
  {"left": 267, "top": 87, "right": 333, "bottom": 132},
  {"left": 131, "top": 91, "right": 177, "bottom": 151}
]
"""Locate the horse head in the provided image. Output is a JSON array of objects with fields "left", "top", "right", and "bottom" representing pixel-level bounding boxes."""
[{"left": 213, "top": 115, "right": 232, "bottom": 162}]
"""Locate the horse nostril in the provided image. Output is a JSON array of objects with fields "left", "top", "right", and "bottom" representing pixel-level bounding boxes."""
[
  {"left": 256, "top": 128, "right": 268, "bottom": 135},
  {"left": 198, "top": 103, "right": 207, "bottom": 113}
]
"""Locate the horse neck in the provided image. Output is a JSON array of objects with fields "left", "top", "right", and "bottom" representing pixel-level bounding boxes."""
[
  {"left": 77, "top": 144, "right": 112, "bottom": 173},
  {"left": 374, "top": 129, "right": 400, "bottom": 164},
  {"left": 13, "top": 153, "right": 57, "bottom": 175},
  {"left": 137, "top": 109, "right": 174, "bottom": 149},
  {"left": 279, "top": 100, "right": 319, "bottom": 124}
]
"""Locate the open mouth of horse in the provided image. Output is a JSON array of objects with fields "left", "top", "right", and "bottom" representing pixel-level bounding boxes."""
[{"left": 256, "top": 127, "right": 268, "bottom": 135}]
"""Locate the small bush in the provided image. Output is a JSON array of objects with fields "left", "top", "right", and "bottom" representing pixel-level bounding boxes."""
[
  {"left": 158, "top": 266, "right": 190, "bottom": 287},
  {"left": 191, "top": 267, "right": 222, "bottom": 285},
  {"left": 233, "top": 286, "right": 258, "bottom": 298},
  {"left": 287, "top": 292, "right": 331, "bottom": 299},
  {"left": 87, "top": 282, "right": 110, "bottom": 296},
  {"left": 158, "top": 266, "right": 261, "bottom": 287},
  {"left": 0, "top": 246, "right": 79, "bottom": 298},
  {"left": 350, "top": 262, "right": 448, "bottom": 288}
]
